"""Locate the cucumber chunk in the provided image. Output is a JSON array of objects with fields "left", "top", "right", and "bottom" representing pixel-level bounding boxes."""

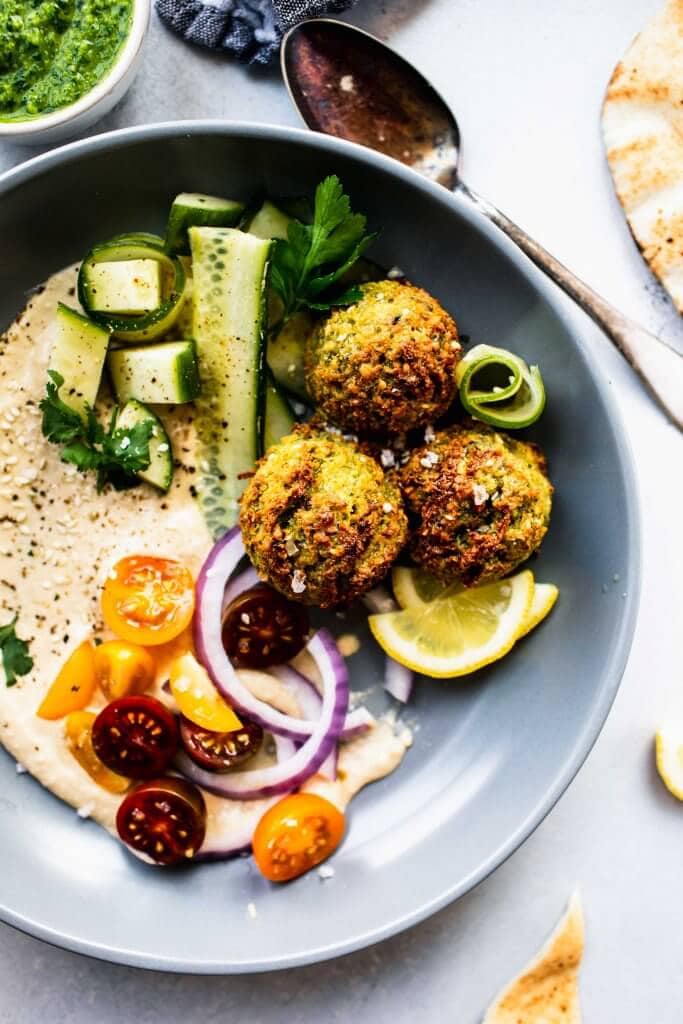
[
  {"left": 266, "top": 311, "right": 314, "bottom": 400},
  {"left": 247, "top": 200, "right": 292, "bottom": 241},
  {"left": 47, "top": 303, "right": 111, "bottom": 421},
  {"left": 264, "top": 375, "right": 296, "bottom": 451},
  {"left": 116, "top": 398, "right": 174, "bottom": 491},
  {"left": 166, "top": 193, "right": 246, "bottom": 255},
  {"left": 108, "top": 340, "right": 200, "bottom": 405},
  {"left": 190, "top": 226, "right": 273, "bottom": 536},
  {"left": 85, "top": 259, "right": 162, "bottom": 315}
]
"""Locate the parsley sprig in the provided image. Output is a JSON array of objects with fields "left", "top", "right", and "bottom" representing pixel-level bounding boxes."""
[
  {"left": 269, "top": 175, "right": 376, "bottom": 329},
  {"left": 0, "top": 616, "right": 33, "bottom": 687},
  {"left": 39, "top": 371, "right": 153, "bottom": 492}
]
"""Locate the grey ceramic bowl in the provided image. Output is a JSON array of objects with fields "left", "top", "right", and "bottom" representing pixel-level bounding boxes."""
[{"left": 0, "top": 122, "right": 640, "bottom": 973}]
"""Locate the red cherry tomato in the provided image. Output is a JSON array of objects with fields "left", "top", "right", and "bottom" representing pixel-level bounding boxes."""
[
  {"left": 92, "top": 695, "right": 179, "bottom": 780},
  {"left": 222, "top": 585, "right": 309, "bottom": 669},
  {"left": 116, "top": 777, "right": 207, "bottom": 866},
  {"left": 179, "top": 716, "right": 263, "bottom": 773}
]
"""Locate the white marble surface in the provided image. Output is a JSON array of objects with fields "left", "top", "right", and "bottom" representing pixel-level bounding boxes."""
[{"left": 1, "top": 1, "right": 682, "bottom": 1020}]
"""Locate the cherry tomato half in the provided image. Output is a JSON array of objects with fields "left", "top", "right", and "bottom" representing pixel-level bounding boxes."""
[
  {"left": 222, "top": 585, "right": 309, "bottom": 669},
  {"left": 116, "top": 777, "right": 207, "bottom": 866},
  {"left": 92, "top": 695, "right": 179, "bottom": 779},
  {"left": 94, "top": 640, "right": 157, "bottom": 700},
  {"left": 180, "top": 716, "right": 263, "bottom": 773},
  {"left": 252, "top": 793, "right": 345, "bottom": 882},
  {"left": 37, "top": 641, "right": 97, "bottom": 721},
  {"left": 102, "top": 556, "right": 195, "bottom": 647}
]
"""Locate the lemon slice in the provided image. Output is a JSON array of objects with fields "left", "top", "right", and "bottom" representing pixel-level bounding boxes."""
[
  {"left": 518, "top": 582, "right": 559, "bottom": 638},
  {"left": 655, "top": 730, "right": 683, "bottom": 801},
  {"left": 393, "top": 567, "right": 558, "bottom": 639},
  {"left": 370, "top": 570, "right": 534, "bottom": 678}
]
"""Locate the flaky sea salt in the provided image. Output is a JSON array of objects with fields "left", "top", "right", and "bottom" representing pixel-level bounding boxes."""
[
  {"left": 77, "top": 802, "right": 95, "bottom": 820},
  {"left": 472, "top": 483, "right": 488, "bottom": 507},
  {"left": 419, "top": 450, "right": 439, "bottom": 469},
  {"left": 318, "top": 865, "right": 335, "bottom": 880},
  {"left": 380, "top": 449, "right": 396, "bottom": 469},
  {"left": 291, "top": 570, "right": 307, "bottom": 595},
  {"left": 15, "top": 762, "right": 27, "bottom": 775}
]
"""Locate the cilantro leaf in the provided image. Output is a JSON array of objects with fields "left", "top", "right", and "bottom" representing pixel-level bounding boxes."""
[
  {"left": 39, "top": 372, "right": 155, "bottom": 492},
  {"left": 0, "top": 616, "right": 33, "bottom": 687},
  {"left": 269, "top": 176, "right": 376, "bottom": 327}
]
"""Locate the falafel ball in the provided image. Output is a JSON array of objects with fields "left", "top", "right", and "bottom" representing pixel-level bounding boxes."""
[
  {"left": 304, "top": 280, "right": 461, "bottom": 435},
  {"left": 240, "top": 426, "right": 408, "bottom": 608},
  {"left": 398, "top": 423, "right": 552, "bottom": 586}
]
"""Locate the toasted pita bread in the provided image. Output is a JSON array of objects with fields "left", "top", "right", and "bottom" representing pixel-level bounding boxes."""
[
  {"left": 602, "top": 0, "right": 683, "bottom": 313},
  {"left": 482, "top": 893, "right": 584, "bottom": 1024}
]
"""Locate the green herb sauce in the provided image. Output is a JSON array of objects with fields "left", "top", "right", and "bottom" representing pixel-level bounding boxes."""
[{"left": 0, "top": 0, "right": 133, "bottom": 122}]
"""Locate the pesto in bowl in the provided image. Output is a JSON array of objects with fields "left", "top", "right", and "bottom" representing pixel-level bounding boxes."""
[{"left": 0, "top": 0, "right": 133, "bottom": 122}]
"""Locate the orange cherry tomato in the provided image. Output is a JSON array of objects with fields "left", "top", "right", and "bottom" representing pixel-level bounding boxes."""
[
  {"left": 252, "top": 793, "right": 345, "bottom": 882},
  {"left": 94, "top": 640, "right": 156, "bottom": 700},
  {"left": 64, "top": 711, "right": 130, "bottom": 794},
  {"left": 169, "top": 651, "right": 242, "bottom": 732},
  {"left": 101, "top": 556, "right": 195, "bottom": 646},
  {"left": 37, "top": 641, "right": 97, "bottom": 721}
]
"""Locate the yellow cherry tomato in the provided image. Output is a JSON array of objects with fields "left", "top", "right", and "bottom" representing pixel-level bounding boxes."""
[
  {"left": 101, "top": 556, "right": 195, "bottom": 646},
  {"left": 37, "top": 641, "right": 97, "bottom": 721},
  {"left": 94, "top": 640, "right": 156, "bottom": 700},
  {"left": 64, "top": 711, "right": 130, "bottom": 794},
  {"left": 169, "top": 652, "right": 242, "bottom": 732}
]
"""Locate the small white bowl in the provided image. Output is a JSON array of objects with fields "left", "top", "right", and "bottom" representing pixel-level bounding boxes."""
[{"left": 0, "top": 0, "right": 150, "bottom": 146}]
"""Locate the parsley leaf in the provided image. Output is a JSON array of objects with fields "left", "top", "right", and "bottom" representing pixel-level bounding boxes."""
[
  {"left": 269, "top": 176, "right": 376, "bottom": 327},
  {"left": 39, "top": 371, "right": 155, "bottom": 492},
  {"left": 0, "top": 616, "right": 33, "bottom": 687}
]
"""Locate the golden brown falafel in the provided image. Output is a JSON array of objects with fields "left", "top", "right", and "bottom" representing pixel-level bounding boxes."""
[
  {"left": 304, "top": 280, "right": 461, "bottom": 435},
  {"left": 398, "top": 423, "right": 552, "bottom": 585},
  {"left": 240, "top": 425, "right": 408, "bottom": 608}
]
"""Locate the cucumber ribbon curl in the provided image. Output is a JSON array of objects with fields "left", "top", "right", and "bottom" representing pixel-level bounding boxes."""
[{"left": 456, "top": 344, "right": 546, "bottom": 429}]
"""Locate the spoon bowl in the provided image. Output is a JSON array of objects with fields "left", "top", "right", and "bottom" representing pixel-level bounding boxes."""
[{"left": 282, "top": 19, "right": 460, "bottom": 187}]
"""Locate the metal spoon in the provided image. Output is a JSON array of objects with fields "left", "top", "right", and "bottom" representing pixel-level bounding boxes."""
[{"left": 281, "top": 18, "right": 683, "bottom": 431}]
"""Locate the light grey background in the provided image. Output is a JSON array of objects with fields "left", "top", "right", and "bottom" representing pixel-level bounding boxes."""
[{"left": 1, "top": 0, "right": 681, "bottom": 1020}]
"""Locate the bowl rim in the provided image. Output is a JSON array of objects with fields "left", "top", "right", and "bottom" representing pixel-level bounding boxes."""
[
  {"left": 0, "top": 120, "right": 642, "bottom": 972},
  {"left": 0, "top": 0, "right": 150, "bottom": 137}
]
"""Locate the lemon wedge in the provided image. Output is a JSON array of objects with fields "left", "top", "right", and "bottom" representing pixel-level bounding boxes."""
[
  {"left": 393, "top": 567, "right": 558, "bottom": 639},
  {"left": 370, "top": 570, "right": 534, "bottom": 678},
  {"left": 518, "top": 582, "right": 559, "bottom": 638},
  {"left": 655, "top": 730, "right": 683, "bottom": 801}
]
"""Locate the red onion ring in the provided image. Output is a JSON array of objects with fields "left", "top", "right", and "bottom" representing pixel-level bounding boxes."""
[
  {"left": 271, "top": 664, "right": 374, "bottom": 741},
  {"left": 221, "top": 565, "right": 261, "bottom": 613},
  {"left": 384, "top": 657, "right": 414, "bottom": 703},
  {"left": 194, "top": 528, "right": 371, "bottom": 739},
  {"left": 177, "top": 630, "right": 349, "bottom": 799}
]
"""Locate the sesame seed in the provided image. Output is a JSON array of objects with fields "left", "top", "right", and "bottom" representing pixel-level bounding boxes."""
[{"left": 383, "top": 502, "right": 393, "bottom": 513}]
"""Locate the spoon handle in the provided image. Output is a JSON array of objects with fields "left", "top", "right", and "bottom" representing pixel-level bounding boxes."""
[{"left": 455, "top": 180, "right": 683, "bottom": 431}]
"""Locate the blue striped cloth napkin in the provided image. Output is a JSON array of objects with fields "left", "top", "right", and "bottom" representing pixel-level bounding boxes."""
[{"left": 156, "top": 0, "right": 358, "bottom": 65}]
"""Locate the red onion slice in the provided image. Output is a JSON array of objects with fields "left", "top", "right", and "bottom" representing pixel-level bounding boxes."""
[
  {"left": 195, "top": 528, "right": 371, "bottom": 740},
  {"left": 221, "top": 565, "right": 261, "bottom": 613},
  {"left": 384, "top": 657, "right": 414, "bottom": 703},
  {"left": 195, "top": 798, "right": 277, "bottom": 861},
  {"left": 271, "top": 664, "right": 374, "bottom": 740},
  {"left": 177, "top": 630, "right": 349, "bottom": 800}
]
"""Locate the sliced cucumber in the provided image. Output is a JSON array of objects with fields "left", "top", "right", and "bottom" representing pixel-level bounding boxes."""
[
  {"left": 264, "top": 374, "right": 296, "bottom": 451},
  {"left": 266, "top": 310, "right": 314, "bottom": 400},
  {"left": 86, "top": 259, "right": 162, "bottom": 315},
  {"left": 166, "top": 193, "right": 246, "bottom": 255},
  {"left": 108, "top": 340, "right": 200, "bottom": 405},
  {"left": 190, "top": 226, "right": 273, "bottom": 536},
  {"left": 47, "top": 303, "right": 111, "bottom": 420},
  {"left": 116, "top": 398, "right": 174, "bottom": 491},
  {"left": 78, "top": 235, "right": 187, "bottom": 343},
  {"left": 247, "top": 200, "right": 292, "bottom": 241}
]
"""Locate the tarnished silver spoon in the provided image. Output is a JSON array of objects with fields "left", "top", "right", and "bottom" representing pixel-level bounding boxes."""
[{"left": 281, "top": 18, "right": 683, "bottom": 431}]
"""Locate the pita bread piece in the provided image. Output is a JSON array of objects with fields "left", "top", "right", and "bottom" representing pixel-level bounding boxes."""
[
  {"left": 602, "top": 0, "right": 683, "bottom": 313},
  {"left": 482, "top": 893, "right": 584, "bottom": 1024}
]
